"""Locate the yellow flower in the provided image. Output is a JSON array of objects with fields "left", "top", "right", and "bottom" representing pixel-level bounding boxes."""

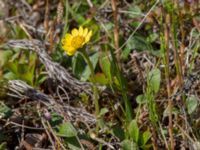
[{"left": 61, "top": 26, "right": 92, "bottom": 56}]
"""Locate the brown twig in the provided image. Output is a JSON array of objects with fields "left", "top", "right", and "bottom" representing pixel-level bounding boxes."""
[
  {"left": 150, "top": 124, "right": 158, "bottom": 150},
  {"left": 111, "top": 0, "right": 120, "bottom": 63},
  {"left": 44, "top": 0, "right": 49, "bottom": 32}
]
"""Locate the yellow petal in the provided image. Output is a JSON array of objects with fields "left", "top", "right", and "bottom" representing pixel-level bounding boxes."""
[
  {"left": 68, "top": 46, "right": 75, "bottom": 51},
  {"left": 61, "top": 38, "right": 66, "bottom": 45},
  {"left": 71, "top": 28, "right": 78, "bottom": 36},
  {"left": 66, "top": 47, "right": 76, "bottom": 56},
  {"left": 83, "top": 28, "right": 88, "bottom": 37},
  {"left": 62, "top": 45, "right": 68, "bottom": 51},
  {"left": 85, "top": 30, "right": 92, "bottom": 42},
  {"left": 62, "top": 33, "right": 72, "bottom": 45},
  {"left": 64, "top": 33, "right": 72, "bottom": 39},
  {"left": 67, "top": 51, "right": 76, "bottom": 56},
  {"left": 79, "top": 26, "right": 84, "bottom": 36}
]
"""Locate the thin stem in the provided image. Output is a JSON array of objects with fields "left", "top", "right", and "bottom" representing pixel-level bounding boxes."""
[
  {"left": 110, "top": 48, "right": 132, "bottom": 123},
  {"left": 161, "top": 7, "right": 174, "bottom": 149},
  {"left": 111, "top": 0, "right": 120, "bottom": 63},
  {"left": 79, "top": 50, "right": 100, "bottom": 116}
]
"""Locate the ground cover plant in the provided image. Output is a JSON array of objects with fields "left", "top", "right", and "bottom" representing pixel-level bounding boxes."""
[{"left": 0, "top": 0, "right": 200, "bottom": 149}]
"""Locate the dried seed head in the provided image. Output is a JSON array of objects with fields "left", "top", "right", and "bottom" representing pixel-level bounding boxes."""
[{"left": 57, "top": 2, "right": 63, "bottom": 24}]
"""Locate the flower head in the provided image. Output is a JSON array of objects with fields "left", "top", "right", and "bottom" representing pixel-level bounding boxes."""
[{"left": 61, "top": 26, "right": 92, "bottom": 56}]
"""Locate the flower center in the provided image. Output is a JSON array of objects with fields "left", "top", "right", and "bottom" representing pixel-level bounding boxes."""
[{"left": 71, "top": 36, "right": 85, "bottom": 49}]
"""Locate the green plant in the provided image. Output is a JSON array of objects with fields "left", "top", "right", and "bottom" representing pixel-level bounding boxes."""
[
  {"left": 145, "top": 68, "right": 160, "bottom": 127},
  {"left": 0, "top": 49, "right": 45, "bottom": 86}
]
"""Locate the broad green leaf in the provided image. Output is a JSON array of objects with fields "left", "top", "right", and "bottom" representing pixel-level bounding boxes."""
[
  {"left": 23, "top": 72, "right": 34, "bottom": 85},
  {"left": 35, "top": 74, "right": 47, "bottom": 86},
  {"left": 122, "top": 35, "right": 152, "bottom": 60},
  {"left": 5, "top": 62, "right": 18, "bottom": 75},
  {"left": 0, "top": 50, "right": 13, "bottom": 67},
  {"left": 99, "top": 52, "right": 112, "bottom": 81},
  {"left": 72, "top": 53, "right": 85, "bottom": 78},
  {"left": 57, "top": 122, "right": 77, "bottom": 137},
  {"left": 139, "top": 130, "right": 151, "bottom": 146},
  {"left": 186, "top": 95, "right": 198, "bottom": 114},
  {"left": 98, "top": 118, "right": 106, "bottom": 129},
  {"left": 75, "top": 14, "right": 85, "bottom": 24},
  {"left": 104, "top": 22, "right": 114, "bottom": 31},
  {"left": 50, "top": 112, "right": 63, "bottom": 126},
  {"left": 18, "top": 64, "right": 28, "bottom": 74},
  {"left": 125, "top": 36, "right": 152, "bottom": 52},
  {"left": 121, "top": 140, "right": 139, "bottom": 150},
  {"left": 121, "top": 47, "right": 132, "bottom": 60},
  {"left": 65, "top": 137, "right": 81, "bottom": 150},
  {"left": 128, "top": 120, "right": 139, "bottom": 143},
  {"left": 130, "top": 21, "right": 140, "bottom": 28},
  {"left": 136, "top": 94, "right": 146, "bottom": 104},
  {"left": 0, "top": 102, "right": 12, "bottom": 119},
  {"left": 3, "top": 72, "right": 17, "bottom": 80},
  {"left": 81, "top": 52, "right": 99, "bottom": 81},
  {"left": 0, "top": 142, "right": 6, "bottom": 150},
  {"left": 148, "top": 68, "right": 161, "bottom": 93},
  {"left": 127, "top": 5, "right": 142, "bottom": 18},
  {"left": 94, "top": 73, "right": 108, "bottom": 85},
  {"left": 147, "top": 33, "right": 159, "bottom": 43},
  {"left": 98, "top": 108, "right": 109, "bottom": 117},
  {"left": 112, "top": 126, "right": 125, "bottom": 140}
]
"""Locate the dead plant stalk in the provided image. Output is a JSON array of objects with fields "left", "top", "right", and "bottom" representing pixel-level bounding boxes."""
[
  {"left": 164, "top": 13, "right": 174, "bottom": 150},
  {"left": 111, "top": 0, "right": 120, "bottom": 63}
]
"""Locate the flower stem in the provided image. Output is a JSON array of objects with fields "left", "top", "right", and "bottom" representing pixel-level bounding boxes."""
[{"left": 79, "top": 50, "right": 100, "bottom": 116}]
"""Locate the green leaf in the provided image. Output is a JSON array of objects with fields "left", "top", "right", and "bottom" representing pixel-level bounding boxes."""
[
  {"left": 0, "top": 142, "right": 6, "bottom": 150},
  {"left": 65, "top": 137, "right": 81, "bottom": 150},
  {"left": 147, "top": 33, "right": 159, "bottom": 43},
  {"left": 35, "top": 74, "right": 47, "bottom": 86},
  {"left": 112, "top": 126, "right": 125, "bottom": 140},
  {"left": 5, "top": 62, "right": 18, "bottom": 75},
  {"left": 121, "top": 140, "right": 139, "bottom": 150},
  {"left": 0, "top": 102, "right": 12, "bottom": 119},
  {"left": 186, "top": 95, "right": 198, "bottom": 114},
  {"left": 72, "top": 53, "right": 85, "bottom": 78},
  {"left": 0, "top": 50, "right": 13, "bottom": 67},
  {"left": 136, "top": 94, "right": 146, "bottom": 104},
  {"left": 94, "top": 73, "right": 108, "bottom": 85},
  {"left": 3, "top": 72, "right": 17, "bottom": 80},
  {"left": 122, "top": 35, "right": 152, "bottom": 60},
  {"left": 104, "top": 22, "right": 114, "bottom": 31},
  {"left": 127, "top": 5, "right": 142, "bottom": 18},
  {"left": 81, "top": 52, "right": 99, "bottom": 81},
  {"left": 74, "top": 14, "right": 86, "bottom": 24},
  {"left": 125, "top": 36, "right": 152, "bottom": 52},
  {"left": 99, "top": 52, "right": 112, "bottom": 82},
  {"left": 57, "top": 122, "right": 77, "bottom": 137},
  {"left": 148, "top": 68, "right": 161, "bottom": 93},
  {"left": 128, "top": 120, "right": 139, "bottom": 143},
  {"left": 49, "top": 112, "right": 63, "bottom": 126},
  {"left": 98, "top": 108, "right": 109, "bottom": 117},
  {"left": 139, "top": 130, "right": 151, "bottom": 146},
  {"left": 121, "top": 47, "right": 132, "bottom": 60}
]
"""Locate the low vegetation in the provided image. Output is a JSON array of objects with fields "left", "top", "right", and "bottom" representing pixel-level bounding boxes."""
[{"left": 0, "top": 0, "right": 200, "bottom": 149}]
